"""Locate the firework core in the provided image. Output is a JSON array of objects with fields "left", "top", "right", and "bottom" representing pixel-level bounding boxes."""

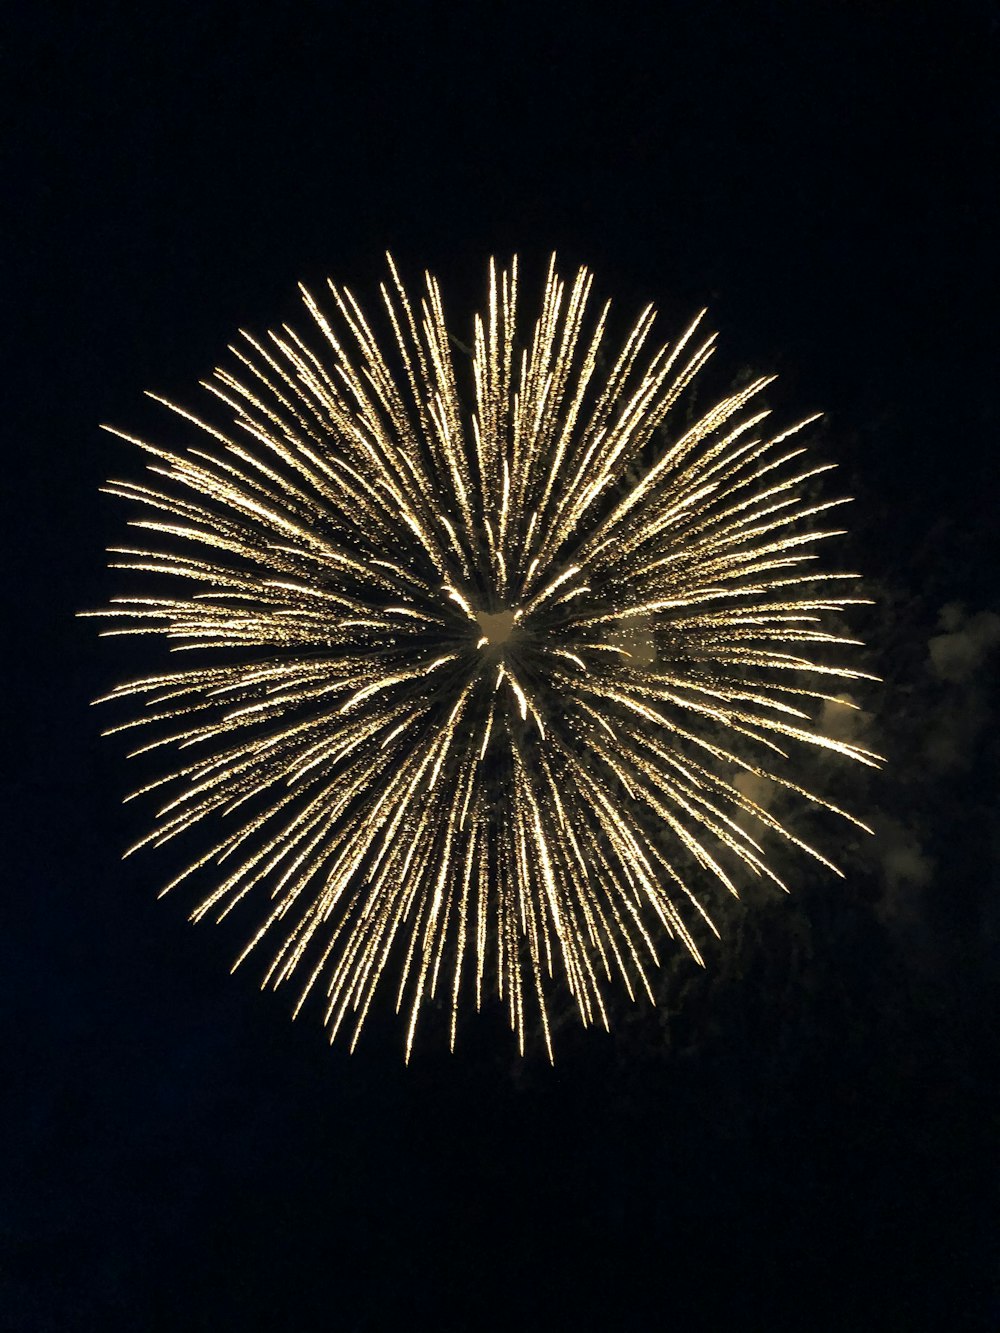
[{"left": 474, "top": 608, "right": 518, "bottom": 646}]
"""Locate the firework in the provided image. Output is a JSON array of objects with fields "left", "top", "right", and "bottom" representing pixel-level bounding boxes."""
[{"left": 87, "top": 255, "right": 881, "bottom": 1059}]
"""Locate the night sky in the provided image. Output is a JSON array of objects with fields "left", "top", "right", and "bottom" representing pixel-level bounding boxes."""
[{"left": 6, "top": 4, "right": 998, "bottom": 1329}]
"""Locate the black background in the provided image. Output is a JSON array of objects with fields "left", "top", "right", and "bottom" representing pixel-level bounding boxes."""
[{"left": 6, "top": 3, "right": 998, "bottom": 1329}]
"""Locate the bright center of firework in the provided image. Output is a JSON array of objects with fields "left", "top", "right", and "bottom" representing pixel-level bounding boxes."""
[{"left": 473, "top": 608, "right": 518, "bottom": 647}]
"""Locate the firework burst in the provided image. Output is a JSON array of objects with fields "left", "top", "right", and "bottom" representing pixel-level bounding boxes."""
[{"left": 87, "top": 255, "right": 881, "bottom": 1059}]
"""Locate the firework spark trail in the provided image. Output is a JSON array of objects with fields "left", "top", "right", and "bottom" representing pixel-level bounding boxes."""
[{"left": 86, "top": 255, "right": 881, "bottom": 1059}]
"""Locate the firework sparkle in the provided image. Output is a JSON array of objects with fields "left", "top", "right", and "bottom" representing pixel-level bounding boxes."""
[{"left": 87, "top": 255, "right": 881, "bottom": 1059}]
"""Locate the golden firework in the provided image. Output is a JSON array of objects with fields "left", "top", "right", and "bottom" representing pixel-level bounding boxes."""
[{"left": 87, "top": 255, "right": 881, "bottom": 1059}]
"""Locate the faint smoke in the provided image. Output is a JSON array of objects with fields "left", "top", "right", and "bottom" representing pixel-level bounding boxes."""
[
  {"left": 819, "top": 692, "right": 873, "bottom": 744},
  {"left": 923, "top": 604, "right": 1000, "bottom": 772},
  {"left": 872, "top": 814, "right": 934, "bottom": 933},
  {"left": 927, "top": 604, "right": 1000, "bottom": 683},
  {"left": 732, "top": 770, "right": 777, "bottom": 812},
  {"left": 874, "top": 815, "right": 934, "bottom": 892}
]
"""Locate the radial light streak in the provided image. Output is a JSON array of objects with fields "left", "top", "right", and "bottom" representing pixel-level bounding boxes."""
[{"left": 87, "top": 255, "right": 881, "bottom": 1060}]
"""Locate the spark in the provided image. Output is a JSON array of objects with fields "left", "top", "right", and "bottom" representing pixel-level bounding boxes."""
[{"left": 85, "top": 254, "right": 881, "bottom": 1060}]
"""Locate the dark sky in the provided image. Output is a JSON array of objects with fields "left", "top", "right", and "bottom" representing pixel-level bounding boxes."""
[{"left": 6, "top": 4, "right": 998, "bottom": 1330}]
